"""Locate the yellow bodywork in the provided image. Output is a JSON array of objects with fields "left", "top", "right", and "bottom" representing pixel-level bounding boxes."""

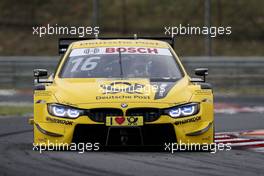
[{"left": 32, "top": 39, "right": 214, "bottom": 147}]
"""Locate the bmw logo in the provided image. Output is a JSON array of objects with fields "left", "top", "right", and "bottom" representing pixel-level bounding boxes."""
[{"left": 121, "top": 103, "right": 128, "bottom": 108}]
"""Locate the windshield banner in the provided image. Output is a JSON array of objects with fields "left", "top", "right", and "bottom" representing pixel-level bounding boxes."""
[{"left": 70, "top": 47, "right": 172, "bottom": 57}]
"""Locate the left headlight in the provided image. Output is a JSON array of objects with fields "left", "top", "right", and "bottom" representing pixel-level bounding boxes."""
[
  {"left": 165, "top": 103, "right": 199, "bottom": 118},
  {"left": 48, "top": 104, "right": 84, "bottom": 118}
]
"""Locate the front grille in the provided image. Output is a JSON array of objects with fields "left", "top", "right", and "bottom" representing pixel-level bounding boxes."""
[
  {"left": 72, "top": 124, "right": 108, "bottom": 145},
  {"left": 86, "top": 108, "right": 123, "bottom": 122},
  {"left": 72, "top": 124, "right": 176, "bottom": 146},
  {"left": 126, "top": 108, "right": 161, "bottom": 122},
  {"left": 85, "top": 108, "right": 161, "bottom": 123},
  {"left": 141, "top": 124, "right": 176, "bottom": 145}
]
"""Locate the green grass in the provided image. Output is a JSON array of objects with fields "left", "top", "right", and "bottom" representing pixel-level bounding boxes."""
[{"left": 0, "top": 106, "right": 33, "bottom": 116}]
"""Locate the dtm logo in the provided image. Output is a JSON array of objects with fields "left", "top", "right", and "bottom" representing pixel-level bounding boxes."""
[
  {"left": 84, "top": 48, "right": 100, "bottom": 54},
  {"left": 100, "top": 82, "right": 144, "bottom": 94}
]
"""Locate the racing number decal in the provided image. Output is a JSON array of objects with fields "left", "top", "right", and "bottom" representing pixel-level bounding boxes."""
[
  {"left": 70, "top": 57, "right": 100, "bottom": 72},
  {"left": 81, "top": 57, "right": 100, "bottom": 71}
]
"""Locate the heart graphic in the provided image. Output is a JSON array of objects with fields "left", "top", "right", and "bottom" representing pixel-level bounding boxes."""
[{"left": 115, "top": 116, "right": 125, "bottom": 125}]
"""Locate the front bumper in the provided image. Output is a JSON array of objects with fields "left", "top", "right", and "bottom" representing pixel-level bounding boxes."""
[{"left": 32, "top": 102, "right": 214, "bottom": 147}]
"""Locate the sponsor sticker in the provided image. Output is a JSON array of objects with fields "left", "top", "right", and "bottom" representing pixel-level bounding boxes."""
[
  {"left": 175, "top": 116, "right": 201, "bottom": 125},
  {"left": 46, "top": 117, "right": 73, "bottom": 125},
  {"left": 105, "top": 116, "right": 144, "bottom": 126},
  {"left": 70, "top": 47, "right": 172, "bottom": 57}
]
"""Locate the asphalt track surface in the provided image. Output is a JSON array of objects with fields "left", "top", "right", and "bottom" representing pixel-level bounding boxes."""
[{"left": 0, "top": 96, "right": 264, "bottom": 176}]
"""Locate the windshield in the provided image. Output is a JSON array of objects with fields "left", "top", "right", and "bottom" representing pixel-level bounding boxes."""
[{"left": 60, "top": 47, "right": 183, "bottom": 80}]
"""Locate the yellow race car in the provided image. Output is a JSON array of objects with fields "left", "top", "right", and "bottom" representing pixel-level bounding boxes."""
[{"left": 31, "top": 37, "right": 214, "bottom": 150}]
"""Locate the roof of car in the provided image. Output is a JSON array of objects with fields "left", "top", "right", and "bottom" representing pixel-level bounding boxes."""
[{"left": 71, "top": 39, "right": 170, "bottom": 49}]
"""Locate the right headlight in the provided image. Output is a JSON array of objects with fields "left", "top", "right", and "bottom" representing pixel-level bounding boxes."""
[
  {"left": 48, "top": 104, "right": 84, "bottom": 118},
  {"left": 165, "top": 103, "right": 199, "bottom": 118}
]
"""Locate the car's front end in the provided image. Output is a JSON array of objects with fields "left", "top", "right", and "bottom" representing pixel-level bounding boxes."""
[{"left": 31, "top": 38, "right": 214, "bottom": 150}]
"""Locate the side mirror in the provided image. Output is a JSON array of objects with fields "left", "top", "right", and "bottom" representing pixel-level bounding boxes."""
[
  {"left": 34, "top": 69, "right": 48, "bottom": 77},
  {"left": 33, "top": 69, "right": 52, "bottom": 84},
  {"left": 194, "top": 68, "right": 208, "bottom": 82}
]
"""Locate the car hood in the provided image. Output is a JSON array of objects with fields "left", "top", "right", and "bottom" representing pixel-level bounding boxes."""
[{"left": 52, "top": 78, "right": 193, "bottom": 105}]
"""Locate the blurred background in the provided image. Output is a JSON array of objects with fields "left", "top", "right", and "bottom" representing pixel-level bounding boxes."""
[
  {"left": 0, "top": 0, "right": 263, "bottom": 56},
  {"left": 0, "top": 0, "right": 263, "bottom": 115}
]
